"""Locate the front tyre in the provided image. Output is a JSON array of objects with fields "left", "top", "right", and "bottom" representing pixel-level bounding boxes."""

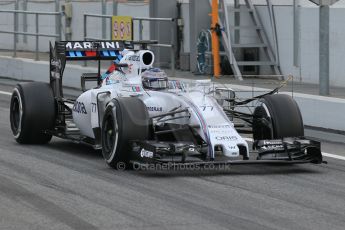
[
  {"left": 10, "top": 82, "right": 56, "bottom": 144},
  {"left": 253, "top": 94, "right": 304, "bottom": 140},
  {"left": 101, "top": 97, "right": 149, "bottom": 169}
]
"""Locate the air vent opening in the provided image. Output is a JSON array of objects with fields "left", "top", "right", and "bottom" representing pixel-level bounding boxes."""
[{"left": 142, "top": 52, "right": 153, "bottom": 66}]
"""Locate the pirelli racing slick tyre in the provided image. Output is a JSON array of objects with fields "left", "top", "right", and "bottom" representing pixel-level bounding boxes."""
[
  {"left": 101, "top": 97, "right": 150, "bottom": 169},
  {"left": 252, "top": 94, "right": 304, "bottom": 141},
  {"left": 10, "top": 82, "right": 56, "bottom": 144}
]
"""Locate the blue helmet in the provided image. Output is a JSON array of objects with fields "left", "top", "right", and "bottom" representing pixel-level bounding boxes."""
[{"left": 142, "top": 68, "right": 168, "bottom": 90}]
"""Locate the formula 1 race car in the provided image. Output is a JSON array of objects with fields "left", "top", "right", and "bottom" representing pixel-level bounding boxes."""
[{"left": 9, "top": 40, "right": 323, "bottom": 169}]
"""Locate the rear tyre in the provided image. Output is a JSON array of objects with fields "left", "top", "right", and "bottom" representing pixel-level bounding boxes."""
[
  {"left": 101, "top": 97, "right": 149, "bottom": 169},
  {"left": 253, "top": 94, "right": 304, "bottom": 140},
  {"left": 10, "top": 82, "right": 56, "bottom": 144}
]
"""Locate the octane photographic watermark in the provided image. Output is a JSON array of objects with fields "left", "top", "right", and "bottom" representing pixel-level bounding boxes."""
[
  {"left": 131, "top": 162, "right": 232, "bottom": 171},
  {"left": 116, "top": 162, "right": 127, "bottom": 171}
]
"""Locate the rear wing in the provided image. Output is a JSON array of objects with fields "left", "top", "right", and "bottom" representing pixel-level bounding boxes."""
[
  {"left": 49, "top": 40, "right": 133, "bottom": 95},
  {"left": 50, "top": 40, "right": 157, "bottom": 62},
  {"left": 54, "top": 40, "right": 134, "bottom": 61},
  {"left": 49, "top": 40, "right": 157, "bottom": 97}
]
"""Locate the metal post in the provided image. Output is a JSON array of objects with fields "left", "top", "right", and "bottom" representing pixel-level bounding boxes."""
[
  {"left": 171, "top": 27, "right": 175, "bottom": 77},
  {"left": 189, "top": 0, "right": 196, "bottom": 71},
  {"left": 102, "top": 0, "right": 107, "bottom": 39},
  {"left": 58, "top": 11, "right": 62, "bottom": 41},
  {"left": 113, "top": 0, "right": 117, "bottom": 16},
  {"left": 55, "top": 0, "right": 61, "bottom": 41},
  {"left": 84, "top": 14, "right": 87, "bottom": 66},
  {"left": 139, "top": 19, "right": 143, "bottom": 40},
  {"left": 111, "top": 0, "right": 117, "bottom": 40},
  {"left": 319, "top": 5, "right": 329, "bottom": 95},
  {"left": 211, "top": 0, "right": 221, "bottom": 77},
  {"left": 64, "top": 0, "right": 72, "bottom": 40},
  {"left": 23, "top": 0, "right": 28, "bottom": 43},
  {"left": 13, "top": 12, "right": 17, "bottom": 58},
  {"left": 189, "top": 0, "right": 211, "bottom": 73},
  {"left": 14, "top": 0, "right": 19, "bottom": 43},
  {"left": 234, "top": 0, "right": 240, "bottom": 44},
  {"left": 222, "top": 0, "right": 233, "bottom": 65},
  {"left": 84, "top": 14, "right": 87, "bottom": 40},
  {"left": 171, "top": 45, "right": 175, "bottom": 77},
  {"left": 35, "top": 13, "right": 39, "bottom": 61},
  {"left": 267, "top": 0, "right": 279, "bottom": 65},
  {"left": 293, "top": 0, "right": 300, "bottom": 67}
]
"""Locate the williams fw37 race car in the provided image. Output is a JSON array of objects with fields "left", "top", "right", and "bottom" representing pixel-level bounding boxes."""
[{"left": 9, "top": 40, "right": 323, "bottom": 169}]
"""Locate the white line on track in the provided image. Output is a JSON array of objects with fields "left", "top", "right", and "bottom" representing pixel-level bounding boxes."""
[
  {"left": 0, "top": 90, "right": 344, "bottom": 161},
  {"left": 0, "top": 90, "right": 12, "bottom": 96},
  {"left": 243, "top": 138, "right": 345, "bottom": 161},
  {"left": 322, "top": 152, "right": 345, "bottom": 161}
]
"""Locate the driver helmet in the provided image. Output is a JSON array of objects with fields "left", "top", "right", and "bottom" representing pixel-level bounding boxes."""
[{"left": 142, "top": 68, "right": 168, "bottom": 90}]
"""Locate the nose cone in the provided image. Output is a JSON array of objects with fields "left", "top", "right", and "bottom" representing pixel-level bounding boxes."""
[{"left": 221, "top": 144, "right": 240, "bottom": 157}]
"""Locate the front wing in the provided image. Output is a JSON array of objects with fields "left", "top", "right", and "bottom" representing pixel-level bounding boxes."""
[{"left": 130, "top": 137, "right": 324, "bottom": 169}]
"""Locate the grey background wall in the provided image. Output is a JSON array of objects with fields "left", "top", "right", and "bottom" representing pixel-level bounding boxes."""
[
  {"left": 188, "top": 0, "right": 211, "bottom": 72},
  {"left": 149, "top": 0, "right": 177, "bottom": 67},
  {"left": 0, "top": 1, "right": 150, "bottom": 52},
  {"left": 1, "top": 1, "right": 345, "bottom": 87}
]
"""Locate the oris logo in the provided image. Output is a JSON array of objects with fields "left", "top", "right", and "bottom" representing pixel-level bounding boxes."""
[
  {"left": 215, "top": 136, "right": 238, "bottom": 141},
  {"left": 140, "top": 149, "right": 154, "bottom": 158}
]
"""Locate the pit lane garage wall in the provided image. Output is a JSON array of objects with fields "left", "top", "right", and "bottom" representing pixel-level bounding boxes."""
[
  {"left": 1, "top": 54, "right": 345, "bottom": 133},
  {"left": 0, "top": 0, "right": 149, "bottom": 52},
  {"left": 2, "top": 1, "right": 345, "bottom": 87},
  {"left": 188, "top": 1, "right": 345, "bottom": 87}
]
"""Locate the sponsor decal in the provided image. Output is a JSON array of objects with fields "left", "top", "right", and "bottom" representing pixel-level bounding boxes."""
[
  {"left": 112, "top": 16, "right": 133, "bottom": 41},
  {"left": 208, "top": 125, "right": 232, "bottom": 129},
  {"left": 50, "top": 71, "right": 60, "bottom": 79},
  {"left": 73, "top": 101, "right": 87, "bottom": 114},
  {"left": 132, "top": 86, "right": 141, "bottom": 92},
  {"left": 50, "top": 59, "right": 61, "bottom": 68},
  {"left": 228, "top": 145, "right": 237, "bottom": 150},
  {"left": 140, "top": 149, "right": 154, "bottom": 158},
  {"left": 261, "top": 145, "right": 284, "bottom": 151},
  {"left": 215, "top": 136, "right": 238, "bottom": 141},
  {"left": 91, "top": 103, "right": 97, "bottom": 113},
  {"left": 147, "top": 106, "right": 163, "bottom": 112},
  {"left": 263, "top": 140, "right": 283, "bottom": 145},
  {"left": 126, "top": 55, "right": 140, "bottom": 62},
  {"left": 169, "top": 80, "right": 185, "bottom": 90},
  {"left": 65, "top": 41, "right": 121, "bottom": 50},
  {"left": 199, "top": 105, "right": 214, "bottom": 111}
]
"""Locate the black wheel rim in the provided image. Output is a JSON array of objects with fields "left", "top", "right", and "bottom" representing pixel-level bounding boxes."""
[
  {"left": 253, "top": 105, "right": 272, "bottom": 140},
  {"left": 10, "top": 95, "right": 22, "bottom": 136},
  {"left": 102, "top": 114, "right": 118, "bottom": 160}
]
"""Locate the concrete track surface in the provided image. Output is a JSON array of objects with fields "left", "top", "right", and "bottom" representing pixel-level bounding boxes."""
[{"left": 1, "top": 81, "right": 345, "bottom": 230}]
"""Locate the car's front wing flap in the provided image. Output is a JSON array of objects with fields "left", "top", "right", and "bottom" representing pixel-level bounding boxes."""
[
  {"left": 253, "top": 137, "right": 323, "bottom": 164},
  {"left": 130, "top": 137, "right": 324, "bottom": 168}
]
